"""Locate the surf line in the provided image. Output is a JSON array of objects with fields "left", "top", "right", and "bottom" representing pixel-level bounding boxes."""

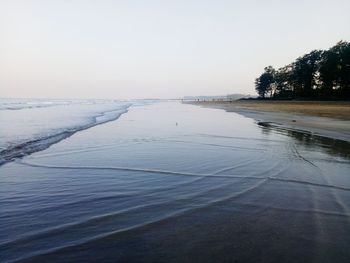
[
  {"left": 20, "top": 159, "right": 350, "bottom": 193},
  {"left": 17, "top": 159, "right": 265, "bottom": 180},
  {"left": 0, "top": 105, "right": 131, "bottom": 166}
]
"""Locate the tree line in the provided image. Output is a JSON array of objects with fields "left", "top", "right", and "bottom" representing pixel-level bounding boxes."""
[{"left": 255, "top": 41, "right": 350, "bottom": 100}]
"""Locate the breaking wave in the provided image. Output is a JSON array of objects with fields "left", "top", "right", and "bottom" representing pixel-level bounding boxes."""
[{"left": 0, "top": 105, "right": 130, "bottom": 165}]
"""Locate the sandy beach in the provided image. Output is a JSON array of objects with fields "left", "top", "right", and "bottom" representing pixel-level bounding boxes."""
[
  {"left": 2, "top": 0, "right": 349, "bottom": 262},
  {"left": 189, "top": 100, "right": 350, "bottom": 142}
]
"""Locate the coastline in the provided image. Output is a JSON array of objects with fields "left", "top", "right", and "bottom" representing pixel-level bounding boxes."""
[
  {"left": 2, "top": 101, "right": 350, "bottom": 262},
  {"left": 187, "top": 101, "right": 350, "bottom": 142}
]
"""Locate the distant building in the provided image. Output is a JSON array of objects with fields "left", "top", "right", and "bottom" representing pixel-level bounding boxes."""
[
  {"left": 226, "top": 94, "right": 255, "bottom": 100},
  {"left": 183, "top": 94, "right": 255, "bottom": 101}
]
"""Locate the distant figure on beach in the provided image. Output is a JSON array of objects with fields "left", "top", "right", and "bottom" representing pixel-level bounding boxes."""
[{"left": 176, "top": 122, "right": 178, "bottom": 126}]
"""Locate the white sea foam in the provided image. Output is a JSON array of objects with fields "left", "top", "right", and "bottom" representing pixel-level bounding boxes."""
[{"left": 0, "top": 98, "right": 133, "bottom": 164}]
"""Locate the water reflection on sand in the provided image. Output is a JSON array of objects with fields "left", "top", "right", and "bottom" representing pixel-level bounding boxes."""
[{"left": 258, "top": 121, "right": 350, "bottom": 159}]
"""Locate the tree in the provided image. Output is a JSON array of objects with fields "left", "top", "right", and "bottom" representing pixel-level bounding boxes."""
[
  {"left": 274, "top": 64, "right": 294, "bottom": 98},
  {"left": 255, "top": 66, "right": 276, "bottom": 98},
  {"left": 254, "top": 41, "right": 349, "bottom": 100},
  {"left": 290, "top": 50, "right": 323, "bottom": 98},
  {"left": 319, "top": 41, "right": 350, "bottom": 99}
]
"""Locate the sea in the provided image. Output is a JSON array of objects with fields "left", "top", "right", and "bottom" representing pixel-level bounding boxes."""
[{"left": 1, "top": 98, "right": 350, "bottom": 262}]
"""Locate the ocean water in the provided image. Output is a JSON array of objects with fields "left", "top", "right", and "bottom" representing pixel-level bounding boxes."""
[
  {"left": 0, "top": 98, "right": 133, "bottom": 165},
  {"left": 1, "top": 100, "right": 350, "bottom": 262}
]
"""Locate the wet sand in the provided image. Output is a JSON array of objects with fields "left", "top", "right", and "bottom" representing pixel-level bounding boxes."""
[
  {"left": 189, "top": 100, "right": 350, "bottom": 142},
  {"left": 1, "top": 102, "right": 350, "bottom": 262}
]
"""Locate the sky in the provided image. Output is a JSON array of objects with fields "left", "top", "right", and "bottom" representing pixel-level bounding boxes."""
[{"left": 0, "top": 0, "right": 349, "bottom": 99}]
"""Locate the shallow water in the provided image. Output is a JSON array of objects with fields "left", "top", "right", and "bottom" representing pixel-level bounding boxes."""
[{"left": 1, "top": 101, "right": 350, "bottom": 262}]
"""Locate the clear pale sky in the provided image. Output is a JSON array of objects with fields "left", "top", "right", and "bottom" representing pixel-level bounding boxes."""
[{"left": 1, "top": 0, "right": 349, "bottom": 99}]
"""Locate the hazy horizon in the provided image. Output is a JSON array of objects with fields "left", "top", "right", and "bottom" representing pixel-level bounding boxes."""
[{"left": 1, "top": 0, "right": 349, "bottom": 99}]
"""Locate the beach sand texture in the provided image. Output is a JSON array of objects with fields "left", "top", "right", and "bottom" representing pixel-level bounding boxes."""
[
  {"left": 192, "top": 100, "right": 350, "bottom": 119},
  {"left": 190, "top": 100, "right": 350, "bottom": 142}
]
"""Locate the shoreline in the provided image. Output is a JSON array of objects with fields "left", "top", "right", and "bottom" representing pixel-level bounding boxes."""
[
  {"left": 2, "top": 101, "right": 350, "bottom": 262},
  {"left": 187, "top": 101, "right": 350, "bottom": 142}
]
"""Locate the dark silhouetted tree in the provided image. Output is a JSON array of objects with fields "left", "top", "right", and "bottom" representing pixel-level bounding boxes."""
[
  {"left": 255, "top": 41, "right": 349, "bottom": 100},
  {"left": 255, "top": 66, "right": 276, "bottom": 98},
  {"left": 290, "top": 50, "right": 323, "bottom": 98},
  {"left": 274, "top": 64, "right": 294, "bottom": 98},
  {"left": 319, "top": 41, "right": 350, "bottom": 98}
]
